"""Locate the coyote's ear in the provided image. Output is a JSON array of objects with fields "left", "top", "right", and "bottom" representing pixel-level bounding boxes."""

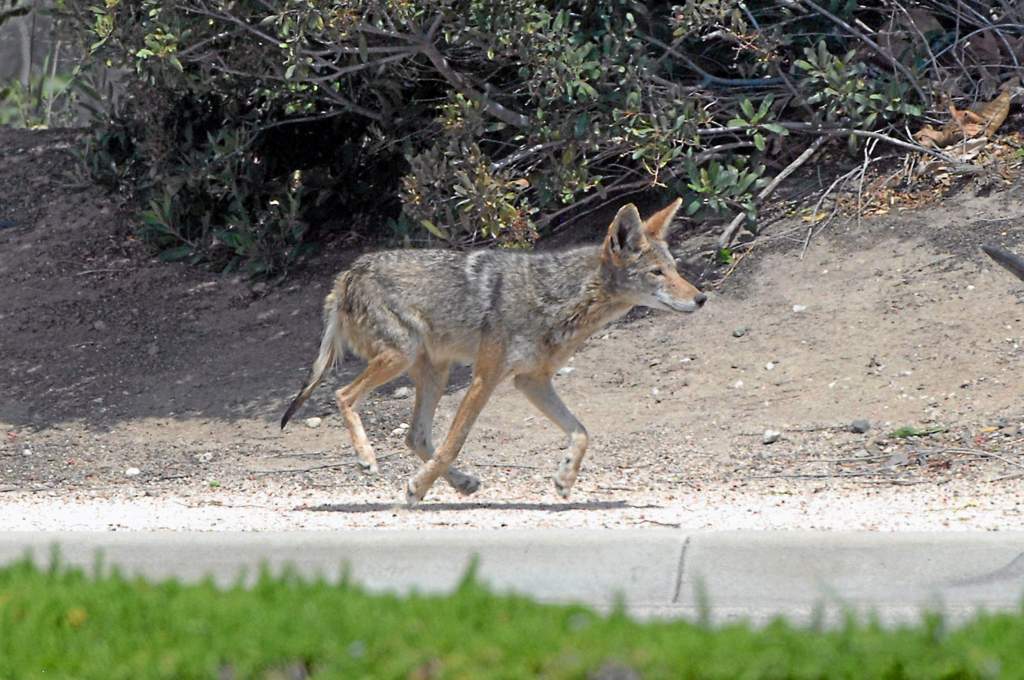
[
  {"left": 644, "top": 198, "right": 682, "bottom": 241},
  {"left": 603, "top": 203, "right": 645, "bottom": 263}
]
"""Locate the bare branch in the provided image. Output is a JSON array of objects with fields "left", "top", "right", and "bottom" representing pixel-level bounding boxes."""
[
  {"left": 418, "top": 41, "right": 530, "bottom": 128},
  {"left": 718, "top": 135, "right": 829, "bottom": 248}
]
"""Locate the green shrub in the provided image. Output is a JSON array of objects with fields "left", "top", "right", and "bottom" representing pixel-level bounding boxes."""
[{"left": 59, "top": 1, "right": 1021, "bottom": 275}]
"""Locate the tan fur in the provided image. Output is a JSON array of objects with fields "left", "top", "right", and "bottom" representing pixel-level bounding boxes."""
[{"left": 281, "top": 200, "right": 707, "bottom": 506}]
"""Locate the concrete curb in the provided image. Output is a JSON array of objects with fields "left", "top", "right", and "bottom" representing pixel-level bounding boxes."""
[{"left": 1, "top": 530, "right": 1022, "bottom": 625}]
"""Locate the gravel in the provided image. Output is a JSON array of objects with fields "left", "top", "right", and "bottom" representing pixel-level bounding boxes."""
[{"left": 0, "top": 478, "right": 1020, "bottom": 531}]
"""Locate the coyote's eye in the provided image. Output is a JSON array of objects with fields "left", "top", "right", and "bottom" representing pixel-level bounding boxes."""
[{"left": 650, "top": 268, "right": 665, "bottom": 277}]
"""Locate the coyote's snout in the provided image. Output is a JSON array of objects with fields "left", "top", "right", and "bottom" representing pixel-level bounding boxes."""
[
  {"left": 982, "top": 244, "right": 1024, "bottom": 282},
  {"left": 281, "top": 199, "right": 705, "bottom": 506}
]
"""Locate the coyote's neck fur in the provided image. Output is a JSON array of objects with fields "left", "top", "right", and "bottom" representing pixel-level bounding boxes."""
[{"left": 543, "top": 245, "right": 634, "bottom": 351}]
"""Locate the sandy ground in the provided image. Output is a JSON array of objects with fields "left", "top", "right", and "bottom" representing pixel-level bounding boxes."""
[{"left": 2, "top": 128, "right": 1024, "bottom": 531}]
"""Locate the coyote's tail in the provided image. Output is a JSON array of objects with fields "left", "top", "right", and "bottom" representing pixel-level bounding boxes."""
[
  {"left": 280, "top": 294, "right": 344, "bottom": 429},
  {"left": 982, "top": 244, "right": 1024, "bottom": 282}
]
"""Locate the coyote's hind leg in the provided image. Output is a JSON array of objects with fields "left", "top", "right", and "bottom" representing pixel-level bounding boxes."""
[
  {"left": 336, "top": 349, "right": 411, "bottom": 473},
  {"left": 407, "top": 355, "right": 481, "bottom": 496},
  {"left": 513, "top": 372, "right": 589, "bottom": 499},
  {"left": 406, "top": 345, "right": 505, "bottom": 506}
]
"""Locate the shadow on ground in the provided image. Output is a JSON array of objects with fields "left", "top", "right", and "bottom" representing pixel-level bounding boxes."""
[{"left": 296, "top": 500, "right": 659, "bottom": 513}]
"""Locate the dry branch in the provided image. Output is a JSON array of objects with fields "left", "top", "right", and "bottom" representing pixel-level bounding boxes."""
[{"left": 718, "top": 135, "right": 828, "bottom": 248}]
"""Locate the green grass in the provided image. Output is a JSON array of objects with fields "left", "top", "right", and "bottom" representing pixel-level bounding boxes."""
[
  {"left": 889, "top": 425, "right": 949, "bottom": 439},
  {"left": 1, "top": 558, "right": 1023, "bottom": 679}
]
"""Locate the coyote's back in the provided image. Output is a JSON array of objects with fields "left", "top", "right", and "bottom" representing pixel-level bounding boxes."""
[{"left": 280, "top": 200, "right": 707, "bottom": 506}]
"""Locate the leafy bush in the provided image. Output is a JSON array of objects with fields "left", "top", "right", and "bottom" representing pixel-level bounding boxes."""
[
  {"left": 2, "top": 558, "right": 1024, "bottom": 679},
  {"left": 62, "top": 1, "right": 1023, "bottom": 275},
  {"left": 0, "top": 1, "right": 77, "bottom": 128}
]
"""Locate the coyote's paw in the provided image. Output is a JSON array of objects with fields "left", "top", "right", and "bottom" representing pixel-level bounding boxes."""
[
  {"left": 554, "top": 456, "right": 576, "bottom": 499},
  {"left": 448, "top": 472, "right": 481, "bottom": 496},
  {"left": 405, "top": 479, "right": 425, "bottom": 508},
  {"left": 358, "top": 460, "right": 380, "bottom": 475},
  {"left": 553, "top": 474, "right": 573, "bottom": 499}
]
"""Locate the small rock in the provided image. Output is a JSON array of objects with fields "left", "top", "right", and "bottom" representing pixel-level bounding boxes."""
[
  {"left": 1000, "top": 424, "right": 1020, "bottom": 436},
  {"left": 93, "top": 320, "right": 108, "bottom": 331},
  {"left": 765, "top": 362, "right": 775, "bottom": 371},
  {"left": 557, "top": 366, "right": 576, "bottom": 376},
  {"left": 147, "top": 343, "right": 159, "bottom": 357},
  {"left": 850, "top": 419, "right": 871, "bottom": 434},
  {"left": 251, "top": 282, "right": 268, "bottom": 295},
  {"left": 392, "top": 386, "right": 411, "bottom": 399},
  {"left": 390, "top": 426, "right": 406, "bottom": 437},
  {"left": 304, "top": 416, "right": 323, "bottom": 429},
  {"left": 125, "top": 467, "right": 141, "bottom": 477},
  {"left": 792, "top": 304, "right": 807, "bottom": 313},
  {"left": 762, "top": 429, "right": 782, "bottom": 445},
  {"left": 21, "top": 448, "right": 31, "bottom": 457},
  {"left": 195, "top": 452, "right": 214, "bottom": 463},
  {"left": 733, "top": 379, "right": 744, "bottom": 389},
  {"left": 680, "top": 356, "right": 693, "bottom": 363},
  {"left": 884, "top": 451, "right": 909, "bottom": 467},
  {"left": 732, "top": 327, "right": 747, "bottom": 338}
]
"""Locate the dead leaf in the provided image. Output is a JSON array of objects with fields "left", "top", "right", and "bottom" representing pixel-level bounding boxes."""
[{"left": 913, "top": 81, "right": 1018, "bottom": 149}]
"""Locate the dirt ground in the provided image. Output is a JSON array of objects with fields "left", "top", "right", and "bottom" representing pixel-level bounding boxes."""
[{"left": 2, "top": 127, "right": 1023, "bottom": 531}]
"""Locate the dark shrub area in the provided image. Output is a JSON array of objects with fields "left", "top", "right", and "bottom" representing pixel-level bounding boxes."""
[{"left": 57, "top": 1, "right": 1022, "bottom": 275}]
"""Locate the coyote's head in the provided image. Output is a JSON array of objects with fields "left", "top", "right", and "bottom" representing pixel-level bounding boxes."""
[{"left": 601, "top": 199, "right": 706, "bottom": 313}]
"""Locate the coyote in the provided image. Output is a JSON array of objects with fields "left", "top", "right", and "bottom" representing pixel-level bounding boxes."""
[
  {"left": 982, "top": 244, "right": 1024, "bottom": 282},
  {"left": 281, "top": 199, "right": 706, "bottom": 506}
]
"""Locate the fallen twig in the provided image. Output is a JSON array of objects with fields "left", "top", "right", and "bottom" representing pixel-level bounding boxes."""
[
  {"left": 746, "top": 471, "right": 880, "bottom": 480},
  {"left": 252, "top": 454, "right": 397, "bottom": 475},
  {"left": 937, "top": 447, "right": 1024, "bottom": 471},
  {"left": 800, "top": 165, "right": 860, "bottom": 258},
  {"left": 988, "top": 472, "right": 1024, "bottom": 483}
]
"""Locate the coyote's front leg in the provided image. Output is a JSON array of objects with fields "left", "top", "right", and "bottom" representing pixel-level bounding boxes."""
[{"left": 513, "top": 372, "right": 589, "bottom": 499}]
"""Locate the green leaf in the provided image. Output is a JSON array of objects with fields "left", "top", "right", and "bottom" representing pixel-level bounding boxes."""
[
  {"left": 158, "top": 245, "right": 192, "bottom": 262},
  {"left": 420, "top": 219, "right": 449, "bottom": 241},
  {"left": 740, "top": 99, "right": 755, "bottom": 120},
  {"left": 753, "top": 133, "right": 766, "bottom": 151},
  {"left": 686, "top": 199, "right": 701, "bottom": 216},
  {"left": 574, "top": 113, "right": 589, "bottom": 139}
]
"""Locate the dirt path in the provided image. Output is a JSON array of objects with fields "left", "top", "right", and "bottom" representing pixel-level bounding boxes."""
[{"left": 2, "top": 128, "right": 1023, "bottom": 530}]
